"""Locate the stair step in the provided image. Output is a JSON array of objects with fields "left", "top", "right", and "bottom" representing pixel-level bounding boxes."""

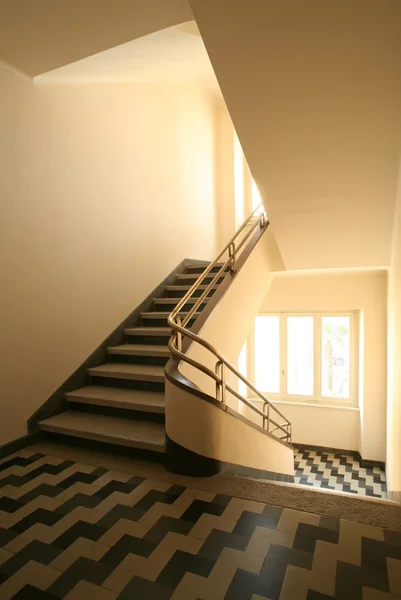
[
  {"left": 175, "top": 273, "right": 226, "bottom": 282},
  {"left": 38, "top": 412, "right": 165, "bottom": 452},
  {"left": 165, "top": 285, "right": 218, "bottom": 292},
  {"left": 154, "top": 297, "right": 209, "bottom": 306},
  {"left": 124, "top": 327, "right": 171, "bottom": 337},
  {"left": 66, "top": 386, "right": 165, "bottom": 413},
  {"left": 185, "top": 262, "right": 227, "bottom": 272},
  {"left": 165, "top": 283, "right": 218, "bottom": 295},
  {"left": 108, "top": 344, "right": 170, "bottom": 358},
  {"left": 141, "top": 311, "right": 201, "bottom": 321},
  {"left": 88, "top": 363, "right": 165, "bottom": 382}
]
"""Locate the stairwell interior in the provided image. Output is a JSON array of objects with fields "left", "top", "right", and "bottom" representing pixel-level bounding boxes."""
[
  {"left": 1, "top": 3, "right": 399, "bottom": 506},
  {"left": 37, "top": 262, "right": 225, "bottom": 459}
]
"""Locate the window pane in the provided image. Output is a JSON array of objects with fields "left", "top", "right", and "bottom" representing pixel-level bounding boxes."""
[
  {"left": 255, "top": 316, "right": 280, "bottom": 393},
  {"left": 322, "top": 316, "right": 350, "bottom": 399},
  {"left": 287, "top": 317, "right": 314, "bottom": 396}
]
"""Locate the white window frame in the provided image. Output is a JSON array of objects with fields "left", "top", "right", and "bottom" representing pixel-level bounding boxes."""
[{"left": 250, "top": 311, "right": 359, "bottom": 408}]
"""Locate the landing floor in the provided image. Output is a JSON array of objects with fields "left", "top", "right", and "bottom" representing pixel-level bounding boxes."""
[
  {"left": 294, "top": 447, "right": 387, "bottom": 500},
  {"left": 0, "top": 443, "right": 400, "bottom": 599}
]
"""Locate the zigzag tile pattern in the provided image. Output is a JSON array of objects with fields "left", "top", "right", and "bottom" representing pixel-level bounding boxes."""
[
  {"left": 294, "top": 447, "right": 387, "bottom": 499},
  {"left": 0, "top": 451, "right": 400, "bottom": 599}
]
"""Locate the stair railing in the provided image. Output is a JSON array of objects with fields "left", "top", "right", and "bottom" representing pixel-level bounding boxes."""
[{"left": 168, "top": 203, "right": 292, "bottom": 444}]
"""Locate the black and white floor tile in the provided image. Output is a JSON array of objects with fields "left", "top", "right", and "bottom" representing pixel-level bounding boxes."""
[
  {"left": 294, "top": 447, "right": 387, "bottom": 499},
  {"left": 0, "top": 448, "right": 400, "bottom": 599}
]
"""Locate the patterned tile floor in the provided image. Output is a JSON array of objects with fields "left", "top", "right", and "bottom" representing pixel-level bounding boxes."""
[
  {"left": 0, "top": 448, "right": 400, "bottom": 599},
  {"left": 294, "top": 447, "right": 387, "bottom": 499}
]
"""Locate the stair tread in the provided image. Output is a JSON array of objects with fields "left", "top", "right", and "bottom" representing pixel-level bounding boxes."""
[
  {"left": 154, "top": 297, "right": 209, "bottom": 304},
  {"left": 185, "top": 262, "right": 226, "bottom": 269},
  {"left": 66, "top": 386, "right": 165, "bottom": 411},
  {"left": 165, "top": 285, "right": 218, "bottom": 291},
  {"left": 141, "top": 311, "right": 201, "bottom": 318},
  {"left": 125, "top": 327, "right": 171, "bottom": 335},
  {"left": 176, "top": 273, "right": 225, "bottom": 280},
  {"left": 38, "top": 412, "right": 165, "bottom": 451},
  {"left": 89, "top": 362, "right": 165, "bottom": 381},
  {"left": 108, "top": 344, "right": 169, "bottom": 356}
]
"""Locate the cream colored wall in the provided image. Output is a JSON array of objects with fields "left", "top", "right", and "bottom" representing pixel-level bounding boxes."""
[
  {"left": 259, "top": 271, "right": 388, "bottom": 461},
  {"left": 0, "top": 62, "right": 219, "bottom": 445},
  {"left": 243, "top": 400, "right": 360, "bottom": 453},
  {"left": 387, "top": 180, "right": 401, "bottom": 499},
  {"left": 215, "top": 102, "right": 236, "bottom": 250},
  {"left": 165, "top": 379, "right": 294, "bottom": 477},
  {"left": 181, "top": 228, "right": 284, "bottom": 402}
]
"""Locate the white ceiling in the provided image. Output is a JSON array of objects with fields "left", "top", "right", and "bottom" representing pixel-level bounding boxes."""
[
  {"left": 35, "top": 22, "right": 221, "bottom": 96},
  {"left": 193, "top": 0, "right": 401, "bottom": 270},
  {"left": 0, "top": 0, "right": 192, "bottom": 76}
]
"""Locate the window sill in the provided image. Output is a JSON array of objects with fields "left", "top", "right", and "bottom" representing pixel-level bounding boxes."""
[
  {"left": 248, "top": 396, "right": 359, "bottom": 411},
  {"left": 273, "top": 400, "right": 359, "bottom": 411}
]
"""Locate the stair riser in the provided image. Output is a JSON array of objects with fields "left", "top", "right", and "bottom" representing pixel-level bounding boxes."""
[
  {"left": 185, "top": 265, "right": 229, "bottom": 274},
  {"left": 141, "top": 317, "right": 197, "bottom": 328},
  {"left": 125, "top": 334, "right": 171, "bottom": 346},
  {"left": 165, "top": 288, "right": 217, "bottom": 299},
  {"left": 153, "top": 300, "right": 208, "bottom": 312},
  {"left": 68, "top": 402, "right": 165, "bottom": 423},
  {"left": 89, "top": 376, "right": 165, "bottom": 393},
  {"left": 41, "top": 432, "right": 165, "bottom": 462},
  {"left": 108, "top": 354, "right": 168, "bottom": 367},
  {"left": 175, "top": 275, "right": 226, "bottom": 286}
]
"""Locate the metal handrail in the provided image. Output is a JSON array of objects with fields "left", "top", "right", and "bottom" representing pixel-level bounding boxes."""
[{"left": 167, "top": 203, "right": 292, "bottom": 444}]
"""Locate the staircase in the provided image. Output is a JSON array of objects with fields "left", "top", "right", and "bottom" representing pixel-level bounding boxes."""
[{"left": 37, "top": 263, "right": 227, "bottom": 458}]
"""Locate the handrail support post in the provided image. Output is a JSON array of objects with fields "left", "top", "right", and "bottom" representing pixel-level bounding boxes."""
[
  {"left": 228, "top": 242, "right": 236, "bottom": 273},
  {"left": 176, "top": 315, "right": 182, "bottom": 352},
  {"left": 215, "top": 360, "right": 226, "bottom": 404},
  {"left": 263, "top": 402, "right": 270, "bottom": 432}
]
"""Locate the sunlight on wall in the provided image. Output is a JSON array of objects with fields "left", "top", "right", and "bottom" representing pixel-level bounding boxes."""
[
  {"left": 252, "top": 178, "right": 262, "bottom": 211},
  {"left": 234, "top": 131, "right": 244, "bottom": 228},
  {"left": 0, "top": 63, "right": 219, "bottom": 445},
  {"left": 238, "top": 341, "right": 248, "bottom": 407},
  {"left": 259, "top": 272, "right": 387, "bottom": 460},
  {"left": 386, "top": 174, "right": 401, "bottom": 498}
]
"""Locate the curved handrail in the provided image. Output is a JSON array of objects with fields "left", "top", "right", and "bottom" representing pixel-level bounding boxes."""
[{"left": 167, "top": 203, "right": 292, "bottom": 444}]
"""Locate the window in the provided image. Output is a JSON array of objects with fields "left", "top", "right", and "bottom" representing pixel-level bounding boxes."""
[
  {"left": 253, "top": 313, "right": 357, "bottom": 405},
  {"left": 321, "top": 316, "right": 351, "bottom": 399},
  {"left": 251, "top": 178, "right": 262, "bottom": 211},
  {"left": 254, "top": 316, "right": 280, "bottom": 392},
  {"left": 287, "top": 316, "right": 314, "bottom": 396}
]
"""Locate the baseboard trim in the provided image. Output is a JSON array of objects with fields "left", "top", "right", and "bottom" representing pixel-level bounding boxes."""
[
  {"left": 294, "top": 442, "right": 359, "bottom": 459},
  {"left": 28, "top": 258, "right": 194, "bottom": 432},
  {"left": 293, "top": 442, "right": 385, "bottom": 470},
  {"left": 388, "top": 490, "right": 401, "bottom": 504},
  {"left": 357, "top": 455, "right": 386, "bottom": 471},
  {"left": 0, "top": 432, "right": 42, "bottom": 460},
  {"left": 166, "top": 434, "right": 294, "bottom": 483}
]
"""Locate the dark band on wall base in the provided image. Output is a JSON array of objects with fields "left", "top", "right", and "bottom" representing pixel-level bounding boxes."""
[
  {"left": 166, "top": 435, "right": 294, "bottom": 483},
  {"left": 0, "top": 432, "right": 42, "bottom": 460},
  {"left": 388, "top": 491, "right": 401, "bottom": 504}
]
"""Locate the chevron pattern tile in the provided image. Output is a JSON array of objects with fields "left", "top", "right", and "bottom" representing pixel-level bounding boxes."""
[
  {"left": 0, "top": 451, "right": 400, "bottom": 599},
  {"left": 294, "top": 447, "right": 388, "bottom": 499}
]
